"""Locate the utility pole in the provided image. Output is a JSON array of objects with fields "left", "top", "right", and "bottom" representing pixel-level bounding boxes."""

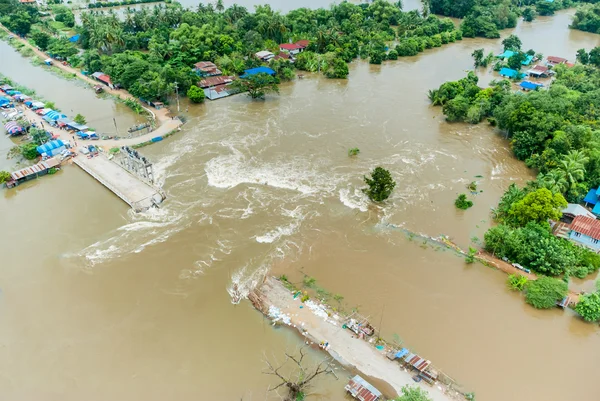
[{"left": 174, "top": 81, "right": 180, "bottom": 113}]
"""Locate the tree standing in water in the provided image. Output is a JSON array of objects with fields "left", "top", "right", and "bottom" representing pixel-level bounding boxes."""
[
  {"left": 363, "top": 167, "right": 396, "bottom": 202},
  {"left": 263, "top": 347, "right": 331, "bottom": 401}
]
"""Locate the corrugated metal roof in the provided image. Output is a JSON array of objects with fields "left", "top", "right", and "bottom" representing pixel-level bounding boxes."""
[
  {"left": 198, "top": 76, "right": 235, "bottom": 88},
  {"left": 345, "top": 375, "right": 381, "bottom": 401},
  {"left": 547, "top": 56, "right": 567, "bottom": 64},
  {"left": 571, "top": 215, "right": 600, "bottom": 240},
  {"left": 11, "top": 162, "right": 45, "bottom": 180}
]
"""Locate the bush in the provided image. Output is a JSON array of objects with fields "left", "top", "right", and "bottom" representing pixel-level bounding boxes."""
[
  {"left": 348, "top": 148, "right": 360, "bottom": 156},
  {"left": 363, "top": 167, "right": 396, "bottom": 202},
  {"left": 455, "top": 194, "right": 473, "bottom": 210},
  {"left": 524, "top": 277, "right": 568, "bottom": 309},
  {"left": 387, "top": 49, "right": 398, "bottom": 60},
  {"left": 187, "top": 85, "right": 205, "bottom": 103},
  {"left": 0, "top": 170, "right": 10, "bottom": 184},
  {"left": 507, "top": 274, "right": 528, "bottom": 291},
  {"left": 21, "top": 143, "right": 39, "bottom": 160},
  {"left": 575, "top": 292, "right": 600, "bottom": 322}
]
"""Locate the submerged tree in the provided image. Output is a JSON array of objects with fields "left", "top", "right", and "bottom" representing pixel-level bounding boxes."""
[
  {"left": 73, "top": 113, "right": 87, "bottom": 125},
  {"left": 502, "top": 34, "right": 522, "bottom": 52},
  {"left": 363, "top": 167, "right": 396, "bottom": 202},
  {"left": 394, "top": 385, "right": 432, "bottom": 401},
  {"left": 230, "top": 73, "right": 279, "bottom": 100},
  {"left": 263, "top": 347, "right": 331, "bottom": 401}
]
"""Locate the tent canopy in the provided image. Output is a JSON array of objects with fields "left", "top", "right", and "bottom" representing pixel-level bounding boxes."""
[
  {"left": 241, "top": 66, "right": 276, "bottom": 78},
  {"left": 43, "top": 110, "right": 67, "bottom": 121},
  {"left": 36, "top": 139, "right": 65, "bottom": 155},
  {"left": 4, "top": 121, "right": 23, "bottom": 135}
]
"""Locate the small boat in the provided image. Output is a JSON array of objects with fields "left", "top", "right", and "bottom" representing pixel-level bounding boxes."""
[{"left": 94, "top": 84, "right": 104, "bottom": 93}]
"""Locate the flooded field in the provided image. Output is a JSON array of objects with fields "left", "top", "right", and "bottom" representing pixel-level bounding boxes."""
[{"left": 0, "top": 6, "right": 599, "bottom": 401}]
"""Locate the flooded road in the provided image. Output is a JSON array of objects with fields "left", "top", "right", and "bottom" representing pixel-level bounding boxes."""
[{"left": 1, "top": 7, "right": 599, "bottom": 401}]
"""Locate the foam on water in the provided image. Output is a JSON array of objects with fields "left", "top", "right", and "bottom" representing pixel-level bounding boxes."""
[
  {"left": 339, "top": 187, "right": 369, "bottom": 212},
  {"left": 205, "top": 149, "right": 339, "bottom": 195}
]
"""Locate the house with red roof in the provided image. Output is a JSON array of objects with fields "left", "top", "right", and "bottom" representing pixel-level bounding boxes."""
[
  {"left": 193, "top": 61, "right": 222, "bottom": 77},
  {"left": 546, "top": 56, "right": 567, "bottom": 66},
  {"left": 279, "top": 40, "right": 309, "bottom": 56},
  {"left": 568, "top": 215, "right": 600, "bottom": 251}
]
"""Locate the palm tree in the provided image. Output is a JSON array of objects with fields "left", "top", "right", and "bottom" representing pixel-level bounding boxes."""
[
  {"left": 540, "top": 170, "right": 568, "bottom": 194},
  {"left": 216, "top": 0, "right": 224, "bottom": 13},
  {"left": 559, "top": 150, "right": 589, "bottom": 189}
]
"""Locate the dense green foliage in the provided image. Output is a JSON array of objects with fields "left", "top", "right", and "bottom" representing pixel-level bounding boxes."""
[
  {"left": 455, "top": 193, "right": 473, "bottom": 209},
  {"left": 507, "top": 274, "right": 529, "bottom": 291},
  {"left": 0, "top": 170, "right": 10, "bottom": 184},
  {"left": 0, "top": 0, "right": 468, "bottom": 101},
  {"left": 524, "top": 276, "right": 568, "bottom": 309},
  {"left": 88, "top": 0, "right": 166, "bottom": 9},
  {"left": 426, "top": 0, "right": 593, "bottom": 38},
  {"left": 53, "top": 5, "right": 75, "bottom": 28},
  {"left": 571, "top": 3, "right": 600, "bottom": 33},
  {"left": 73, "top": 113, "right": 87, "bottom": 125},
  {"left": 186, "top": 85, "right": 205, "bottom": 103},
  {"left": 394, "top": 385, "right": 432, "bottom": 401},
  {"left": 508, "top": 188, "right": 566, "bottom": 226},
  {"left": 20, "top": 142, "right": 38, "bottom": 160},
  {"left": 363, "top": 166, "right": 396, "bottom": 202},
  {"left": 485, "top": 184, "right": 600, "bottom": 277},
  {"left": 575, "top": 291, "right": 600, "bottom": 321},
  {"left": 431, "top": 62, "right": 600, "bottom": 204}
]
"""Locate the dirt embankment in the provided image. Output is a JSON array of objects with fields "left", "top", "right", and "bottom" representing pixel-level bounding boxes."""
[{"left": 249, "top": 277, "right": 465, "bottom": 401}]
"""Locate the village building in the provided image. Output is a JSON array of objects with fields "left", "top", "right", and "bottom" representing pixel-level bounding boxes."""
[
  {"left": 18, "top": 0, "right": 36, "bottom": 4},
  {"left": 546, "top": 56, "right": 567, "bottom": 66},
  {"left": 527, "top": 64, "right": 549, "bottom": 78},
  {"left": 6, "top": 157, "right": 60, "bottom": 188},
  {"left": 279, "top": 43, "right": 303, "bottom": 55},
  {"left": 197, "top": 76, "right": 235, "bottom": 88},
  {"left": 499, "top": 67, "right": 525, "bottom": 79},
  {"left": 36, "top": 139, "right": 66, "bottom": 158},
  {"left": 519, "top": 81, "right": 543, "bottom": 91},
  {"left": 193, "top": 61, "right": 222, "bottom": 77},
  {"left": 273, "top": 52, "right": 292, "bottom": 62},
  {"left": 344, "top": 375, "right": 382, "bottom": 401},
  {"left": 255, "top": 50, "right": 275, "bottom": 61},
  {"left": 567, "top": 215, "right": 600, "bottom": 251},
  {"left": 91, "top": 72, "right": 114, "bottom": 89},
  {"left": 204, "top": 84, "right": 234, "bottom": 100}
]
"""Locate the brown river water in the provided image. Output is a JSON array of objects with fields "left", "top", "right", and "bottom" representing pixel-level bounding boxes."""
[{"left": 1, "top": 6, "right": 600, "bottom": 401}]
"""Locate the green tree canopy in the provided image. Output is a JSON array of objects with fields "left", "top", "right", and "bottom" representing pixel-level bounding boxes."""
[
  {"left": 187, "top": 85, "right": 205, "bottom": 103},
  {"left": 73, "top": 114, "right": 87, "bottom": 125},
  {"left": 363, "top": 166, "right": 396, "bottom": 202},
  {"left": 524, "top": 276, "right": 568, "bottom": 309},
  {"left": 394, "top": 385, "right": 432, "bottom": 401},
  {"left": 508, "top": 188, "right": 566, "bottom": 227},
  {"left": 575, "top": 292, "right": 600, "bottom": 322},
  {"left": 0, "top": 170, "right": 10, "bottom": 184},
  {"left": 502, "top": 34, "right": 521, "bottom": 52},
  {"left": 229, "top": 72, "right": 279, "bottom": 99}
]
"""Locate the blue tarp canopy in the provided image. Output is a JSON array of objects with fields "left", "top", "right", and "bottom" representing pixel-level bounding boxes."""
[
  {"left": 36, "top": 139, "right": 64, "bottom": 155},
  {"left": 241, "top": 66, "right": 276, "bottom": 78},
  {"left": 522, "top": 55, "right": 534, "bottom": 65},
  {"left": 497, "top": 50, "right": 515, "bottom": 59},
  {"left": 6, "top": 90, "right": 21, "bottom": 95},
  {"left": 0, "top": 97, "right": 10, "bottom": 105},
  {"left": 69, "top": 34, "right": 80, "bottom": 42},
  {"left": 520, "top": 81, "right": 542, "bottom": 90},
  {"left": 43, "top": 110, "right": 67, "bottom": 121},
  {"left": 24, "top": 100, "right": 32, "bottom": 106},
  {"left": 592, "top": 202, "right": 600, "bottom": 215},
  {"left": 583, "top": 188, "right": 598, "bottom": 205},
  {"left": 394, "top": 348, "right": 409, "bottom": 359}
]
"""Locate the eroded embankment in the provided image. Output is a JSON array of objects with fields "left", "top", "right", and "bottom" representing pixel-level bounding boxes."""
[{"left": 249, "top": 277, "right": 466, "bottom": 401}]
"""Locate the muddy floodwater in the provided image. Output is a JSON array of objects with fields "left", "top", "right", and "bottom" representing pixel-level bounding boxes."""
[{"left": 1, "top": 6, "right": 599, "bottom": 401}]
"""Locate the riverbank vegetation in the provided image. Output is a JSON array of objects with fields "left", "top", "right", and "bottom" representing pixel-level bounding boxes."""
[
  {"left": 1, "top": 0, "right": 465, "bottom": 102},
  {"left": 425, "top": 0, "right": 595, "bottom": 38},
  {"left": 571, "top": 3, "right": 600, "bottom": 34}
]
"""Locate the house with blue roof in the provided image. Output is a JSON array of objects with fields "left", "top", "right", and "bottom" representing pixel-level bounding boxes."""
[
  {"left": 582, "top": 188, "right": 600, "bottom": 215},
  {"left": 240, "top": 67, "right": 276, "bottom": 78},
  {"left": 499, "top": 68, "right": 525, "bottom": 79},
  {"left": 497, "top": 50, "right": 515, "bottom": 59},
  {"left": 36, "top": 139, "right": 66, "bottom": 157},
  {"left": 520, "top": 81, "right": 543, "bottom": 91}
]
